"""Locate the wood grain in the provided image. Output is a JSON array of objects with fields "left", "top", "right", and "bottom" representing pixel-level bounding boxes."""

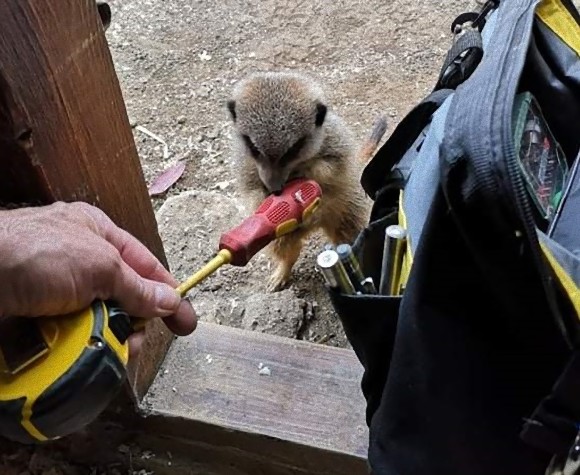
[
  {"left": 138, "top": 322, "right": 369, "bottom": 474},
  {"left": 0, "top": 0, "right": 172, "bottom": 400}
]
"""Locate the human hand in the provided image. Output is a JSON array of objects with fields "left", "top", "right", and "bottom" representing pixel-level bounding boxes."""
[{"left": 0, "top": 202, "right": 197, "bottom": 357}]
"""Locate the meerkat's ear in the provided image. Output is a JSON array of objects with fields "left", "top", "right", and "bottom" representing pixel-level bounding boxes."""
[
  {"left": 315, "top": 103, "right": 327, "bottom": 127},
  {"left": 227, "top": 100, "right": 237, "bottom": 122}
]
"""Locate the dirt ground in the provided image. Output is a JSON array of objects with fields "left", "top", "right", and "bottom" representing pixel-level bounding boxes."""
[{"left": 1, "top": 0, "right": 497, "bottom": 473}]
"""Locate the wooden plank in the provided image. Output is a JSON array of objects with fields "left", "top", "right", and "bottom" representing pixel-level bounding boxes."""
[
  {"left": 0, "top": 0, "right": 172, "bottom": 401},
  {"left": 138, "top": 322, "right": 369, "bottom": 475}
]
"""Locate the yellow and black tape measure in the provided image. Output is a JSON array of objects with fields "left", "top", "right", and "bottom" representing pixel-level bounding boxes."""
[{"left": 0, "top": 300, "right": 133, "bottom": 443}]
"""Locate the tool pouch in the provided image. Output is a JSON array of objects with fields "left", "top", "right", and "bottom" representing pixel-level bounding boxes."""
[{"left": 326, "top": 1, "right": 580, "bottom": 473}]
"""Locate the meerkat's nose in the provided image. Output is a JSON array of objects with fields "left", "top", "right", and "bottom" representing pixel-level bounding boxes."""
[
  {"left": 265, "top": 176, "right": 285, "bottom": 195},
  {"left": 270, "top": 184, "right": 283, "bottom": 195},
  {"left": 258, "top": 166, "right": 288, "bottom": 195}
]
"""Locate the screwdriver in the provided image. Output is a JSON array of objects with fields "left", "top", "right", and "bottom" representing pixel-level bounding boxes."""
[{"left": 176, "top": 178, "right": 322, "bottom": 296}]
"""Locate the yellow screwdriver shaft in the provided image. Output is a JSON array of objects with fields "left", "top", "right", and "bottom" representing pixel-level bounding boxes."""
[
  {"left": 134, "top": 250, "right": 232, "bottom": 332},
  {"left": 176, "top": 249, "right": 233, "bottom": 297}
]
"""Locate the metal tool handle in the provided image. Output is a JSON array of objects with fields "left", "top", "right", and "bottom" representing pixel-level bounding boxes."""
[{"left": 379, "top": 225, "right": 407, "bottom": 296}]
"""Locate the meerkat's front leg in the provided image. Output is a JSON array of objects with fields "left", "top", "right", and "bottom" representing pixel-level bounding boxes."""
[
  {"left": 322, "top": 201, "right": 367, "bottom": 247},
  {"left": 265, "top": 228, "right": 310, "bottom": 292}
]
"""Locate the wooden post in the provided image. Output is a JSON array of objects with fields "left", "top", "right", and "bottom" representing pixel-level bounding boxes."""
[{"left": 0, "top": 0, "right": 173, "bottom": 401}]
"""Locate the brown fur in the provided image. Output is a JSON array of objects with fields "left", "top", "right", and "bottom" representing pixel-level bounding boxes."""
[{"left": 227, "top": 71, "right": 387, "bottom": 290}]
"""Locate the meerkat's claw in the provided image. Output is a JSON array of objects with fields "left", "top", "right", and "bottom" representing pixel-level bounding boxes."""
[{"left": 267, "top": 265, "right": 292, "bottom": 292}]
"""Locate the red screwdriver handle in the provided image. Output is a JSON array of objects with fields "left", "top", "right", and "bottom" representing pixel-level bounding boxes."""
[{"left": 219, "top": 178, "right": 322, "bottom": 266}]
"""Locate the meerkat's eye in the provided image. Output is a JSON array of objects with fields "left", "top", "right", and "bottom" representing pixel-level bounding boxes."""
[
  {"left": 242, "top": 135, "right": 261, "bottom": 158},
  {"left": 280, "top": 137, "right": 307, "bottom": 164}
]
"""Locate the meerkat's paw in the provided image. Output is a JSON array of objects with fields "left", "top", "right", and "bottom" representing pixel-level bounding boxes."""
[{"left": 266, "top": 264, "right": 292, "bottom": 292}]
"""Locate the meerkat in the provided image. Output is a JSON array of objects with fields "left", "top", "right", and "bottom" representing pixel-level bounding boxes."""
[{"left": 226, "top": 71, "right": 387, "bottom": 291}]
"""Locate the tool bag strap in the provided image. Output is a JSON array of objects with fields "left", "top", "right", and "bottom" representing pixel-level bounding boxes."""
[
  {"left": 435, "top": 28, "right": 484, "bottom": 90},
  {"left": 361, "top": 1, "right": 493, "bottom": 200},
  {"left": 360, "top": 88, "right": 452, "bottom": 200}
]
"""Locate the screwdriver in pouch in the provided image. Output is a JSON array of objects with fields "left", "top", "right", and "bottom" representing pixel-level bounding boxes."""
[
  {"left": 336, "top": 244, "right": 377, "bottom": 295},
  {"left": 379, "top": 224, "right": 407, "bottom": 296}
]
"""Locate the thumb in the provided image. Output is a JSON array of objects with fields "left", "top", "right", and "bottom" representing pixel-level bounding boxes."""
[{"left": 110, "top": 261, "right": 181, "bottom": 320}]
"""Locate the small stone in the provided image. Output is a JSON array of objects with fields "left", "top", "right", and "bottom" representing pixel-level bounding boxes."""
[
  {"left": 214, "top": 180, "right": 230, "bottom": 190},
  {"left": 141, "top": 451, "right": 155, "bottom": 460},
  {"left": 231, "top": 304, "right": 245, "bottom": 321},
  {"left": 29, "top": 452, "right": 53, "bottom": 472},
  {"left": 259, "top": 366, "right": 271, "bottom": 376},
  {"left": 207, "top": 127, "right": 220, "bottom": 139},
  {"left": 198, "top": 50, "right": 212, "bottom": 61},
  {"left": 118, "top": 444, "right": 130, "bottom": 454},
  {"left": 177, "top": 116, "right": 187, "bottom": 125},
  {"left": 197, "top": 84, "right": 213, "bottom": 98}
]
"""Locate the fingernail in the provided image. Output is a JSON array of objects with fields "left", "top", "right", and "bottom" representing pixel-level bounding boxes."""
[{"left": 155, "top": 285, "right": 180, "bottom": 314}]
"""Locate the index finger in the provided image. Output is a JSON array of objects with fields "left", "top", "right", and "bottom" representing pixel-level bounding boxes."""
[
  {"left": 81, "top": 204, "right": 178, "bottom": 285},
  {"left": 110, "top": 227, "right": 178, "bottom": 286},
  {"left": 80, "top": 204, "right": 197, "bottom": 335},
  {"left": 105, "top": 227, "right": 198, "bottom": 336}
]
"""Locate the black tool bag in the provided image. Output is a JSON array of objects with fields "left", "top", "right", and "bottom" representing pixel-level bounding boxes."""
[{"left": 327, "top": 0, "right": 580, "bottom": 473}]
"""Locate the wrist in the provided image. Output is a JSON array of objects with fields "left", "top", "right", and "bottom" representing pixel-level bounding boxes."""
[
  {"left": 0, "top": 208, "right": 22, "bottom": 259},
  {"left": 0, "top": 208, "right": 32, "bottom": 317},
  {"left": 0, "top": 210, "right": 12, "bottom": 318}
]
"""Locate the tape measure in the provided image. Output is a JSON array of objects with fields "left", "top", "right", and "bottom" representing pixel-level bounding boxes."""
[{"left": 0, "top": 300, "right": 133, "bottom": 443}]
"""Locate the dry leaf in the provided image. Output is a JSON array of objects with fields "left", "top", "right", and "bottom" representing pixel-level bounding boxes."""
[{"left": 148, "top": 161, "right": 186, "bottom": 196}]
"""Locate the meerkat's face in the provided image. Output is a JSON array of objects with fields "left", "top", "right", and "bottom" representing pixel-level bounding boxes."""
[{"left": 227, "top": 73, "right": 328, "bottom": 193}]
